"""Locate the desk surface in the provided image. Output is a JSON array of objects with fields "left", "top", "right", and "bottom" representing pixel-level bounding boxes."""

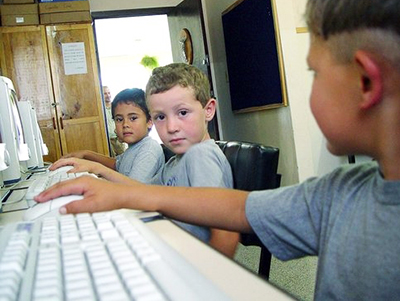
[
  {"left": 0, "top": 190, "right": 293, "bottom": 300},
  {"left": 148, "top": 218, "right": 292, "bottom": 300}
]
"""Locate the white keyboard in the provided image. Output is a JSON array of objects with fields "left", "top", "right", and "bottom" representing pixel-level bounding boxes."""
[
  {"left": 0, "top": 211, "right": 229, "bottom": 301},
  {"left": 25, "top": 166, "right": 97, "bottom": 200}
]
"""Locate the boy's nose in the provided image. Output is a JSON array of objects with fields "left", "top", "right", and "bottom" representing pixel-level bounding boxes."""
[
  {"left": 166, "top": 118, "right": 178, "bottom": 133},
  {"left": 122, "top": 119, "right": 130, "bottom": 127}
]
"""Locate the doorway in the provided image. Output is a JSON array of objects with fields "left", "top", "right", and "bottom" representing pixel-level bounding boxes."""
[{"left": 94, "top": 14, "right": 173, "bottom": 143}]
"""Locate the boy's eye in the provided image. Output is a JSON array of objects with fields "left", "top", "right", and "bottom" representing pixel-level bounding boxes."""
[
  {"left": 154, "top": 114, "right": 165, "bottom": 121},
  {"left": 129, "top": 116, "right": 138, "bottom": 121},
  {"left": 178, "top": 110, "right": 188, "bottom": 117},
  {"left": 114, "top": 117, "right": 123, "bottom": 123}
]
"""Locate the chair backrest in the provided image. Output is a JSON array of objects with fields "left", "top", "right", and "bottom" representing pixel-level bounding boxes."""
[
  {"left": 215, "top": 140, "right": 281, "bottom": 191},
  {"left": 161, "top": 144, "right": 175, "bottom": 162},
  {"left": 216, "top": 140, "right": 281, "bottom": 279},
  {"left": 162, "top": 140, "right": 281, "bottom": 278}
]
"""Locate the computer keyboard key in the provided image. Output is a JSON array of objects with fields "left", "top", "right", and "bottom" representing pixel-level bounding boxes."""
[{"left": 25, "top": 166, "right": 97, "bottom": 200}]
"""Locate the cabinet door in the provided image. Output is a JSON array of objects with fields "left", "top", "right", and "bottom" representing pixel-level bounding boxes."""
[
  {"left": 0, "top": 26, "right": 62, "bottom": 163},
  {"left": 46, "top": 24, "right": 109, "bottom": 156}
]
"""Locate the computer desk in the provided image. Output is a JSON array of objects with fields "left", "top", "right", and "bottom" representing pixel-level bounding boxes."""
[{"left": 0, "top": 189, "right": 294, "bottom": 300}]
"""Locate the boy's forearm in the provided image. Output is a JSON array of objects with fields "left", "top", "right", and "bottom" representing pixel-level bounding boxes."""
[
  {"left": 37, "top": 179, "right": 252, "bottom": 234},
  {"left": 83, "top": 151, "right": 116, "bottom": 170},
  {"left": 124, "top": 185, "right": 252, "bottom": 233},
  {"left": 99, "top": 168, "right": 135, "bottom": 184},
  {"left": 209, "top": 229, "right": 240, "bottom": 258}
]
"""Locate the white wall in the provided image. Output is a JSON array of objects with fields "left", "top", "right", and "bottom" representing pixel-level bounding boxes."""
[{"left": 89, "top": 0, "right": 348, "bottom": 185}]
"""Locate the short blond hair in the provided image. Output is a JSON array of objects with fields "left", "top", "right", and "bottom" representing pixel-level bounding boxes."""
[{"left": 145, "top": 63, "right": 211, "bottom": 107}]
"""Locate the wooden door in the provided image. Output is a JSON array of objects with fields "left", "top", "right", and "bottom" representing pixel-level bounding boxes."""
[
  {"left": 167, "top": 0, "right": 220, "bottom": 140},
  {"left": 0, "top": 26, "right": 61, "bottom": 163},
  {"left": 46, "top": 24, "right": 109, "bottom": 157}
]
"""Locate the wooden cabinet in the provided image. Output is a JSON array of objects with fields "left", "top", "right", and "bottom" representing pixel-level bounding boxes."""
[{"left": 0, "top": 23, "right": 109, "bottom": 163}]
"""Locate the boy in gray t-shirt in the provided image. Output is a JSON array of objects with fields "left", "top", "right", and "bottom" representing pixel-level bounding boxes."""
[
  {"left": 49, "top": 88, "right": 164, "bottom": 184},
  {"left": 145, "top": 63, "right": 238, "bottom": 257}
]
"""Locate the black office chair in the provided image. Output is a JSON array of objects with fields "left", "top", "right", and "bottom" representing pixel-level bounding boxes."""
[
  {"left": 216, "top": 140, "right": 281, "bottom": 280},
  {"left": 161, "top": 144, "right": 175, "bottom": 162}
]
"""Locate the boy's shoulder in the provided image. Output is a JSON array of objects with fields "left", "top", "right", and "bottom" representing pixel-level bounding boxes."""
[
  {"left": 185, "top": 139, "right": 221, "bottom": 157},
  {"left": 126, "top": 136, "right": 163, "bottom": 154},
  {"left": 323, "top": 160, "right": 378, "bottom": 182},
  {"left": 138, "top": 135, "right": 162, "bottom": 147},
  {"left": 182, "top": 140, "right": 230, "bottom": 171}
]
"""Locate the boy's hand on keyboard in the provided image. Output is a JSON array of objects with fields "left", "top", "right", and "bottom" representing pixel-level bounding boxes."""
[
  {"left": 50, "top": 158, "right": 100, "bottom": 174},
  {"left": 50, "top": 158, "right": 133, "bottom": 184},
  {"left": 34, "top": 176, "right": 142, "bottom": 214}
]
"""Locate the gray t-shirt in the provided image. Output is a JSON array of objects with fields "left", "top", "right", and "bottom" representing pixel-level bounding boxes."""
[
  {"left": 115, "top": 135, "right": 164, "bottom": 183},
  {"left": 153, "top": 139, "right": 233, "bottom": 241},
  {"left": 246, "top": 161, "right": 400, "bottom": 300}
]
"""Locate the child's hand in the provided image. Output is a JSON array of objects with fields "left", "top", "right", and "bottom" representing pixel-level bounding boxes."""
[
  {"left": 34, "top": 176, "right": 129, "bottom": 214},
  {"left": 50, "top": 158, "right": 100, "bottom": 174}
]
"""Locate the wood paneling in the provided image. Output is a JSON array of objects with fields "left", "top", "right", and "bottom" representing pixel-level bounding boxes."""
[
  {"left": 0, "top": 24, "right": 108, "bottom": 162},
  {"left": 0, "top": 26, "right": 61, "bottom": 163},
  {"left": 46, "top": 24, "right": 108, "bottom": 156}
]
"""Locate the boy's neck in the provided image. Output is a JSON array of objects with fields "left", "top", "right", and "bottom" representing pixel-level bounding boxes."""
[
  {"left": 375, "top": 127, "right": 400, "bottom": 180},
  {"left": 378, "top": 151, "right": 400, "bottom": 180}
]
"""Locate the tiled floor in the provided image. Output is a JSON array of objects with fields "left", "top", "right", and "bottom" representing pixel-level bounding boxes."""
[{"left": 234, "top": 244, "right": 318, "bottom": 300}]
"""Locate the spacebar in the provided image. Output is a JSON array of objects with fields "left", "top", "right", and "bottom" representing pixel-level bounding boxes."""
[
  {"left": 146, "top": 261, "right": 201, "bottom": 300},
  {"left": 146, "top": 260, "right": 228, "bottom": 301}
]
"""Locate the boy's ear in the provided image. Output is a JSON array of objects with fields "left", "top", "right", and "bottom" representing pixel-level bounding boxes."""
[
  {"left": 147, "top": 119, "right": 153, "bottom": 131},
  {"left": 355, "top": 50, "right": 383, "bottom": 109},
  {"left": 204, "top": 98, "right": 216, "bottom": 121}
]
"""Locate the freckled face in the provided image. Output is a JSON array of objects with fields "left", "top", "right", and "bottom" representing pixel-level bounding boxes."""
[
  {"left": 148, "top": 85, "right": 214, "bottom": 155},
  {"left": 307, "top": 38, "right": 361, "bottom": 155},
  {"left": 113, "top": 102, "right": 152, "bottom": 145}
]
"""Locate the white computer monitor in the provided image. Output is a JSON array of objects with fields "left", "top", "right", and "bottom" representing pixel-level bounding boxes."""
[
  {"left": 31, "top": 105, "right": 48, "bottom": 167},
  {"left": 17, "top": 101, "right": 39, "bottom": 169},
  {"left": 0, "top": 142, "right": 10, "bottom": 188},
  {"left": 0, "top": 143, "right": 8, "bottom": 171},
  {"left": 0, "top": 116, "right": 9, "bottom": 172},
  {"left": 17, "top": 101, "right": 48, "bottom": 169},
  {"left": 0, "top": 112, "right": 9, "bottom": 190},
  {"left": 0, "top": 76, "right": 29, "bottom": 185}
]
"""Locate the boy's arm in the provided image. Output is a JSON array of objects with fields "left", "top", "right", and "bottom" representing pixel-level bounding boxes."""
[
  {"left": 50, "top": 158, "right": 133, "bottom": 184},
  {"left": 209, "top": 229, "right": 240, "bottom": 258},
  {"left": 182, "top": 145, "right": 241, "bottom": 257},
  {"left": 34, "top": 177, "right": 253, "bottom": 233},
  {"left": 63, "top": 150, "right": 116, "bottom": 170}
]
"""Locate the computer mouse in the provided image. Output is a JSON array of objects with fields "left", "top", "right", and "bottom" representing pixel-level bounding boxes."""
[{"left": 23, "top": 194, "right": 83, "bottom": 221}]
